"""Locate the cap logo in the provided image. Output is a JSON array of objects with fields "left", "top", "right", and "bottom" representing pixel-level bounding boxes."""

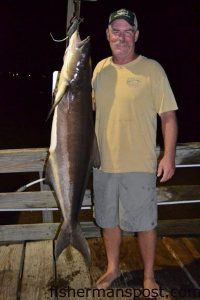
[{"left": 116, "top": 10, "right": 131, "bottom": 18}]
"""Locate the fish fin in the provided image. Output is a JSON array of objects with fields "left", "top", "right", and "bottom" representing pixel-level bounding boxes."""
[
  {"left": 71, "top": 223, "right": 91, "bottom": 267},
  {"left": 54, "top": 221, "right": 71, "bottom": 259},
  {"left": 46, "top": 85, "right": 69, "bottom": 121},
  {"left": 52, "top": 71, "right": 60, "bottom": 104},
  {"left": 54, "top": 222, "right": 91, "bottom": 267},
  {"left": 92, "top": 134, "right": 101, "bottom": 169},
  {"left": 46, "top": 96, "right": 61, "bottom": 121}
]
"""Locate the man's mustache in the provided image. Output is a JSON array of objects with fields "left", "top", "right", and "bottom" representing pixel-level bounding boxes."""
[{"left": 113, "top": 41, "right": 128, "bottom": 46}]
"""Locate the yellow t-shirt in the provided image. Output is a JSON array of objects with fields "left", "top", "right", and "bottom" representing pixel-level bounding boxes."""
[{"left": 92, "top": 55, "right": 178, "bottom": 173}]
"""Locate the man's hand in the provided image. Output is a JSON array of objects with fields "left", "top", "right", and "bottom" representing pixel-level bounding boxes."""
[{"left": 157, "top": 156, "right": 175, "bottom": 182}]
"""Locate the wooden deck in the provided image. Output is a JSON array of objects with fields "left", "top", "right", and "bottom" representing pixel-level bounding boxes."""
[
  {"left": 0, "top": 143, "right": 200, "bottom": 299},
  {"left": 0, "top": 236, "right": 200, "bottom": 300}
]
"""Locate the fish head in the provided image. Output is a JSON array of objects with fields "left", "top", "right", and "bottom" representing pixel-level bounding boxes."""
[
  {"left": 64, "top": 30, "right": 90, "bottom": 80},
  {"left": 51, "top": 30, "right": 90, "bottom": 112}
]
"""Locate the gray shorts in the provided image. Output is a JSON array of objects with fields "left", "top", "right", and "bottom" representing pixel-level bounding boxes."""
[{"left": 93, "top": 169, "right": 157, "bottom": 232}]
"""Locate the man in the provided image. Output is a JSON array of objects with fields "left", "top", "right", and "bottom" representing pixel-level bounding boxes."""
[{"left": 92, "top": 8, "right": 178, "bottom": 294}]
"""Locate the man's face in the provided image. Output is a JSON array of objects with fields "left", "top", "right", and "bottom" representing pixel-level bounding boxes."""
[{"left": 106, "top": 19, "right": 138, "bottom": 60}]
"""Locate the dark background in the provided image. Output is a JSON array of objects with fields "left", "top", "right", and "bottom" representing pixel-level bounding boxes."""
[{"left": 0, "top": 0, "right": 200, "bottom": 149}]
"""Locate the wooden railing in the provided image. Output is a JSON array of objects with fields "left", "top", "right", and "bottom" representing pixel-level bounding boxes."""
[{"left": 0, "top": 143, "right": 200, "bottom": 242}]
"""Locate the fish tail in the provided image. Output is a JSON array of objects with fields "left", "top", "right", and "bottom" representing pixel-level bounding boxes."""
[
  {"left": 54, "top": 221, "right": 71, "bottom": 259},
  {"left": 71, "top": 223, "right": 91, "bottom": 267},
  {"left": 54, "top": 222, "right": 91, "bottom": 267}
]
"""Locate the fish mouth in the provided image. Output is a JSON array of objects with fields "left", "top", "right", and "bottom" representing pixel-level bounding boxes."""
[
  {"left": 72, "top": 30, "right": 90, "bottom": 50},
  {"left": 77, "top": 36, "right": 90, "bottom": 48}
]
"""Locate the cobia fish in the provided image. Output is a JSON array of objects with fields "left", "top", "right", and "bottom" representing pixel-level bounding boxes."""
[{"left": 45, "top": 30, "right": 100, "bottom": 265}]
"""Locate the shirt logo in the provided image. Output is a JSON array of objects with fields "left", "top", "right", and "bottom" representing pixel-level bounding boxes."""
[{"left": 126, "top": 78, "right": 140, "bottom": 87}]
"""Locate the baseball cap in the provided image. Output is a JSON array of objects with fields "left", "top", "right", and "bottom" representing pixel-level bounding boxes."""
[{"left": 108, "top": 8, "right": 138, "bottom": 30}]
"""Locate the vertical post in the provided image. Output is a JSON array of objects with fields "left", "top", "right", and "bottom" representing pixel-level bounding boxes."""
[
  {"left": 74, "top": 0, "right": 81, "bottom": 19},
  {"left": 39, "top": 171, "right": 54, "bottom": 223},
  {"left": 66, "top": 0, "right": 75, "bottom": 29},
  {"left": 66, "top": 0, "right": 81, "bottom": 33}
]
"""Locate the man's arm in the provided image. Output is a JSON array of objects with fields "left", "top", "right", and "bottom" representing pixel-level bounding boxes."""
[{"left": 157, "top": 110, "right": 178, "bottom": 182}]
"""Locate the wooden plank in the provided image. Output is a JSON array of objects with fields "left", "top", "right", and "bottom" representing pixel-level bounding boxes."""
[
  {"left": 0, "top": 243, "right": 24, "bottom": 300},
  {"left": 174, "top": 142, "right": 200, "bottom": 165},
  {"left": 55, "top": 246, "right": 92, "bottom": 300},
  {"left": 157, "top": 185, "right": 200, "bottom": 203},
  {"left": 0, "top": 223, "right": 59, "bottom": 242},
  {"left": 156, "top": 142, "right": 200, "bottom": 165},
  {"left": 0, "top": 223, "right": 99, "bottom": 242},
  {"left": 0, "top": 191, "right": 58, "bottom": 211},
  {"left": 0, "top": 143, "right": 199, "bottom": 174},
  {"left": 0, "top": 148, "right": 48, "bottom": 173},
  {"left": 157, "top": 219, "right": 200, "bottom": 236},
  {"left": 0, "top": 219, "right": 199, "bottom": 242},
  {"left": 162, "top": 237, "right": 200, "bottom": 287},
  {"left": 0, "top": 185, "right": 199, "bottom": 212},
  {"left": 0, "top": 189, "right": 92, "bottom": 211},
  {"left": 181, "top": 237, "right": 200, "bottom": 254},
  {"left": 81, "top": 222, "right": 101, "bottom": 238},
  {"left": 20, "top": 240, "right": 54, "bottom": 300}
]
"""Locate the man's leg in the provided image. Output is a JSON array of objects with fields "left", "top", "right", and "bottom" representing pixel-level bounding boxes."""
[
  {"left": 96, "top": 226, "right": 121, "bottom": 289},
  {"left": 137, "top": 229, "right": 159, "bottom": 296}
]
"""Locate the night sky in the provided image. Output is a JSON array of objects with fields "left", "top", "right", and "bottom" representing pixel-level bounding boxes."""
[{"left": 0, "top": 0, "right": 200, "bottom": 149}]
